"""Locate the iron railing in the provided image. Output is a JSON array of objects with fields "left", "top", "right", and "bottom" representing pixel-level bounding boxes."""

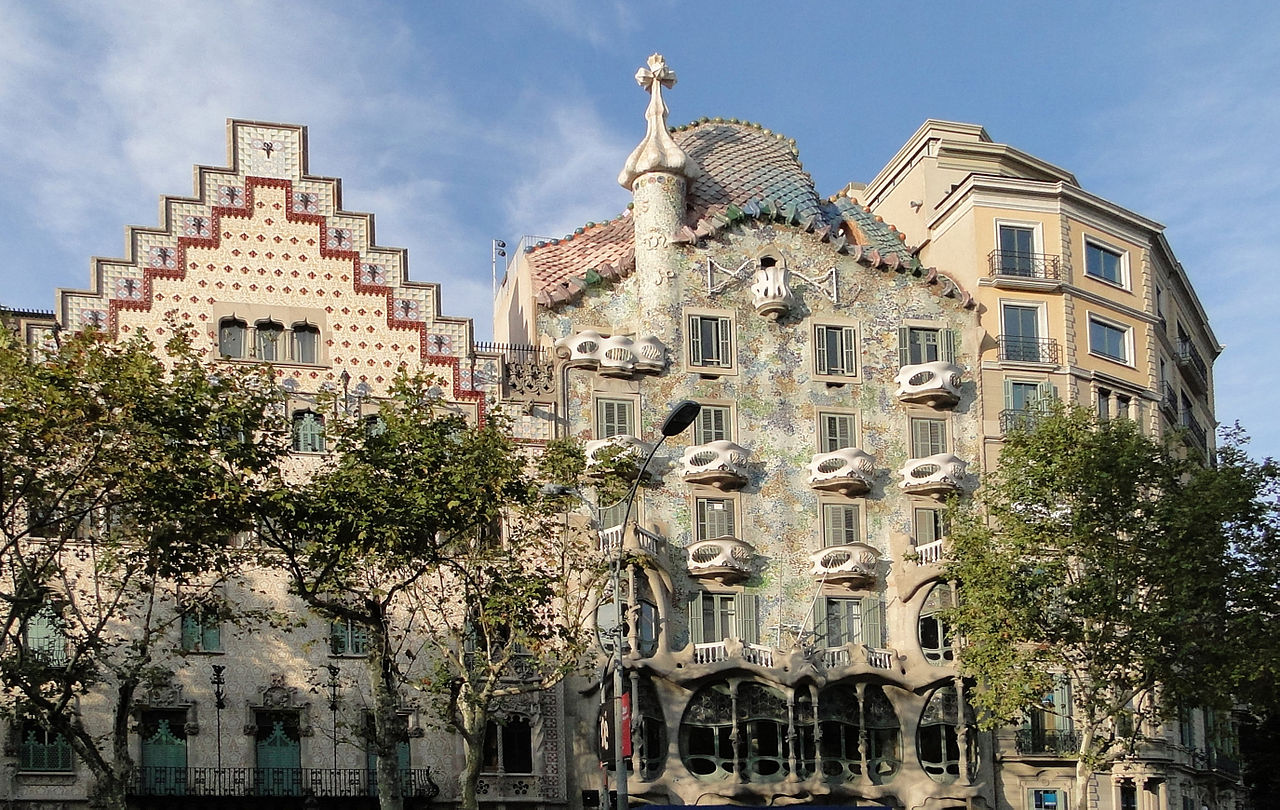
[
  {"left": 471, "top": 341, "right": 548, "bottom": 362},
  {"left": 988, "top": 250, "right": 1061, "bottom": 280},
  {"left": 1159, "top": 381, "right": 1179, "bottom": 419},
  {"left": 1182, "top": 415, "right": 1208, "bottom": 455},
  {"left": 999, "top": 408, "right": 1044, "bottom": 434},
  {"left": 1176, "top": 340, "right": 1209, "bottom": 392},
  {"left": 1013, "top": 728, "right": 1079, "bottom": 757},
  {"left": 998, "top": 335, "right": 1061, "bottom": 365},
  {"left": 129, "top": 767, "right": 439, "bottom": 799}
]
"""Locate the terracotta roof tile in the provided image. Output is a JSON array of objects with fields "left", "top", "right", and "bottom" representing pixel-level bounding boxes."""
[{"left": 525, "top": 215, "right": 635, "bottom": 305}]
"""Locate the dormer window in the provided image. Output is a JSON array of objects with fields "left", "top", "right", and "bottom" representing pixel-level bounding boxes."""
[
  {"left": 292, "top": 323, "right": 320, "bottom": 365},
  {"left": 255, "top": 320, "right": 284, "bottom": 362},
  {"left": 218, "top": 318, "right": 247, "bottom": 358}
]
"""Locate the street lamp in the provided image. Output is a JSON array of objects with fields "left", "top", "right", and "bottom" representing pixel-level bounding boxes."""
[
  {"left": 610, "top": 400, "right": 699, "bottom": 810},
  {"left": 325, "top": 664, "right": 341, "bottom": 768},
  {"left": 210, "top": 664, "right": 227, "bottom": 773}
]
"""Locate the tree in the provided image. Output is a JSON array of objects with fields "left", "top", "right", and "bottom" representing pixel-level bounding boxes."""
[
  {"left": 0, "top": 324, "right": 285, "bottom": 809},
  {"left": 944, "top": 405, "right": 1276, "bottom": 810},
  {"left": 257, "top": 373, "right": 599, "bottom": 810}
]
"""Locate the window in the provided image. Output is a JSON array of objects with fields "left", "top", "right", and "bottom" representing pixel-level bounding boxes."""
[
  {"left": 820, "top": 597, "right": 883, "bottom": 647},
  {"left": 910, "top": 418, "right": 947, "bottom": 458},
  {"left": 331, "top": 618, "right": 369, "bottom": 656},
  {"left": 597, "top": 500, "right": 627, "bottom": 531},
  {"left": 687, "top": 591, "right": 756, "bottom": 645},
  {"left": 1025, "top": 676, "right": 1074, "bottom": 753},
  {"left": 914, "top": 508, "right": 946, "bottom": 545},
  {"left": 140, "top": 710, "right": 188, "bottom": 793},
  {"left": 693, "top": 405, "right": 731, "bottom": 444},
  {"left": 821, "top": 503, "right": 860, "bottom": 547},
  {"left": 918, "top": 584, "right": 954, "bottom": 665},
  {"left": 218, "top": 318, "right": 247, "bottom": 358},
  {"left": 483, "top": 716, "right": 533, "bottom": 774},
  {"left": 24, "top": 607, "right": 68, "bottom": 666},
  {"left": 1119, "top": 783, "right": 1137, "bottom": 810},
  {"left": 255, "top": 320, "right": 284, "bottom": 361},
  {"left": 595, "top": 398, "right": 634, "bottom": 438},
  {"left": 1088, "top": 316, "right": 1130, "bottom": 363},
  {"left": 18, "top": 719, "right": 73, "bottom": 772},
  {"left": 918, "top": 685, "right": 978, "bottom": 783},
  {"left": 814, "top": 324, "right": 857, "bottom": 377},
  {"left": 997, "top": 224, "right": 1036, "bottom": 275},
  {"left": 898, "top": 327, "right": 957, "bottom": 366},
  {"left": 292, "top": 411, "right": 326, "bottom": 453},
  {"left": 598, "top": 590, "right": 659, "bottom": 655},
  {"left": 688, "top": 314, "right": 733, "bottom": 369},
  {"left": 254, "top": 710, "right": 302, "bottom": 791},
  {"left": 1178, "top": 704, "right": 1195, "bottom": 748},
  {"left": 291, "top": 323, "right": 319, "bottom": 364},
  {"left": 1097, "top": 388, "right": 1112, "bottom": 422},
  {"left": 818, "top": 412, "right": 856, "bottom": 452},
  {"left": 1085, "top": 241, "right": 1125, "bottom": 286},
  {"left": 1030, "top": 788, "right": 1064, "bottom": 809},
  {"left": 695, "top": 498, "right": 735, "bottom": 541},
  {"left": 1001, "top": 303, "right": 1046, "bottom": 362},
  {"left": 180, "top": 604, "right": 221, "bottom": 652}
]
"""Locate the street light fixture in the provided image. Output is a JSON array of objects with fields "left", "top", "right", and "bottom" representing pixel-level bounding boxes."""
[
  {"left": 210, "top": 664, "right": 227, "bottom": 773},
  {"left": 610, "top": 400, "right": 699, "bottom": 810}
]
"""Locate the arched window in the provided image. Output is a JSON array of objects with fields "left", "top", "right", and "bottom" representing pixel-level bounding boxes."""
[
  {"left": 919, "top": 583, "right": 956, "bottom": 665},
  {"left": 738, "top": 682, "right": 790, "bottom": 782},
  {"left": 635, "top": 677, "right": 667, "bottom": 780},
  {"left": 255, "top": 320, "right": 284, "bottom": 361},
  {"left": 680, "top": 682, "right": 734, "bottom": 780},
  {"left": 818, "top": 685, "right": 861, "bottom": 781},
  {"left": 292, "top": 323, "right": 320, "bottom": 364},
  {"left": 218, "top": 318, "right": 247, "bottom": 358},
  {"left": 864, "top": 684, "right": 901, "bottom": 783},
  {"left": 292, "top": 411, "right": 325, "bottom": 453},
  {"left": 483, "top": 715, "right": 533, "bottom": 774},
  {"left": 918, "top": 685, "right": 978, "bottom": 784}
]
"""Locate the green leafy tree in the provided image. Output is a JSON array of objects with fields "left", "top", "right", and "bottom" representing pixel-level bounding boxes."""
[
  {"left": 944, "top": 405, "right": 1275, "bottom": 810},
  {"left": 0, "top": 323, "right": 286, "bottom": 809},
  {"left": 257, "top": 374, "right": 599, "bottom": 810}
]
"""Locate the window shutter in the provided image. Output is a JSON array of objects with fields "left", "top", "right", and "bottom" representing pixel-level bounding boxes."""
[
  {"left": 941, "top": 329, "right": 959, "bottom": 364},
  {"left": 914, "top": 508, "right": 938, "bottom": 544},
  {"left": 897, "top": 327, "right": 910, "bottom": 367},
  {"left": 814, "top": 326, "right": 829, "bottom": 374},
  {"left": 330, "top": 620, "right": 347, "bottom": 655},
  {"left": 814, "top": 598, "right": 830, "bottom": 646},
  {"left": 688, "top": 316, "right": 703, "bottom": 365},
  {"left": 717, "top": 318, "right": 732, "bottom": 367},
  {"left": 861, "top": 595, "right": 884, "bottom": 648},
  {"left": 352, "top": 622, "right": 369, "bottom": 654},
  {"left": 687, "top": 592, "right": 704, "bottom": 645},
  {"left": 842, "top": 327, "right": 857, "bottom": 376},
  {"left": 1036, "top": 380, "right": 1058, "bottom": 409},
  {"left": 1053, "top": 677, "right": 1073, "bottom": 731},
  {"left": 203, "top": 618, "right": 221, "bottom": 652},
  {"left": 180, "top": 613, "right": 199, "bottom": 650},
  {"left": 1003, "top": 378, "right": 1015, "bottom": 411},
  {"left": 737, "top": 593, "right": 758, "bottom": 644}
]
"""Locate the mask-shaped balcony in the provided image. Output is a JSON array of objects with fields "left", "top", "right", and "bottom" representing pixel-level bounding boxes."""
[
  {"left": 679, "top": 440, "right": 750, "bottom": 490},
  {"left": 895, "top": 361, "right": 963, "bottom": 408},
  {"left": 808, "top": 448, "right": 876, "bottom": 496},
  {"left": 584, "top": 435, "right": 652, "bottom": 480},
  {"left": 555, "top": 329, "right": 604, "bottom": 369},
  {"left": 750, "top": 259, "right": 794, "bottom": 320},
  {"left": 810, "top": 542, "right": 880, "bottom": 589},
  {"left": 899, "top": 453, "right": 967, "bottom": 497},
  {"left": 632, "top": 335, "right": 669, "bottom": 373},
  {"left": 686, "top": 536, "right": 755, "bottom": 585},
  {"left": 553, "top": 331, "right": 670, "bottom": 378}
]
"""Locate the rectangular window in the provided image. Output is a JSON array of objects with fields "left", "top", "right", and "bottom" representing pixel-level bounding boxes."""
[
  {"left": 695, "top": 498, "right": 735, "bottom": 541},
  {"left": 688, "top": 314, "right": 733, "bottom": 368},
  {"left": 998, "top": 224, "right": 1036, "bottom": 275},
  {"left": 898, "top": 326, "right": 957, "bottom": 366},
  {"left": 1088, "top": 317, "right": 1130, "bottom": 363},
  {"left": 180, "top": 605, "right": 222, "bottom": 652},
  {"left": 694, "top": 405, "right": 731, "bottom": 444},
  {"left": 1001, "top": 303, "right": 1044, "bottom": 362},
  {"left": 18, "top": 719, "right": 73, "bottom": 772},
  {"left": 25, "top": 608, "right": 68, "bottom": 666},
  {"left": 914, "top": 507, "right": 945, "bottom": 544},
  {"left": 822, "top": 503, "right": 860, "bottom": 547},
  {"left": 330, "top": 618, "right": 369, "bottom": 656},
  {"left": 1119, "top": 784, "right": 1137, "bottom": 810},
  {"left": 595, "top": 398, "right": 635, "bottom": 438},
  {"left": 1085, "top": 241, "right": 1125, "bottom": 286},
  {"left": 910, "top": 418, "right": 947, "bottom": 458},
  {"left": 1030, "top": 789, "right": 1063, "bottom": 810},
  {"left": 699, "top": 593, "right": 737, "bottom": 642},
  {"left": 1097, "top": 388, "right": 1111, "bottom": 422},
  {"left": 820, "top": 597, "right": 883, "bottom": 648},
  {"left": 818, "top": 412, "right": 857, "bottom": 452},
  {"left": 814, "top": 324, "right": 858, "bottom": 377},
  {"left": 597, "top": 500, "right": 627, "bottom": 531}
]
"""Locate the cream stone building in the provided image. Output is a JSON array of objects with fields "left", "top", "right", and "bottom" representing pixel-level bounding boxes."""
[{"left": 4, "top": 56, "right": 1234, "bottom": 810}]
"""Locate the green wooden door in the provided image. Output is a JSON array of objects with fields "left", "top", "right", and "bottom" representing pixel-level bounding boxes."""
[
  {"left": 255, "top": 712, "right": 301, "bottom": 796},
  {"left": 140, "top": 712, "right": 187, "bottom": 795}
]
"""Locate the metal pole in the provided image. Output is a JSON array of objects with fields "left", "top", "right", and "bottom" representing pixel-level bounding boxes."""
[{"left": 211, "top": 664, "right": 227, "bottom": 774}]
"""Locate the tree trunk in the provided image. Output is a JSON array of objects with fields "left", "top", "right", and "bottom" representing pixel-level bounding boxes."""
[
  {"left": 1075, "top": 725, "right": 1096, "bottom": 810},
  {"left": 368, "top": 627, "right": 404, "bottom": 810},
  {"left": 457, "top": 701, "right": 488, "bottom": 810}
]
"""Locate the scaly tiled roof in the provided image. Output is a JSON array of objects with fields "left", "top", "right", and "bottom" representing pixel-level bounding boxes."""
[{"left": 527, "top": 214, "right": 636, "bottom": 308}]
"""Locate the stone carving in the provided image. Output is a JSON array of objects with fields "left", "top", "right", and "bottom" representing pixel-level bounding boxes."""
[
  {"left": 679, "top": 440, "right": 750, "bottom": 490},
  {"left": 687, "top": 537, "right": 755, "bottom": 584},
  {"left": 584, "top": 435, "right": 652, "bottom": 478},
  {"left": 503, "top": 356, "right": 555, "bottom": 402},
  {"left": 807, "top": 448, "right": 876, "bottom": 496},
  {"left": 750, "top": 257, "right": 794, "bottom": 319},
  {"left": 553, "top": 330, "right": 668, "bottom": 377},
  {"left": 899, "top": 453, "right": 968, "bottom": 496},
  {"left": 618, "top": 54, "right": 700, "bottom": 189},
  {"left": 810, "top": 542, "right": 880, "bottom": 588},
  {"left": 895, "top": 361, "right": 963, "bottom": 408}
]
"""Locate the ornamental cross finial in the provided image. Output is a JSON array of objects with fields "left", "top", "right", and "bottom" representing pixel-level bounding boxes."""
[{"left": 618, "top": 53, "right": 699, "bottom": 189}]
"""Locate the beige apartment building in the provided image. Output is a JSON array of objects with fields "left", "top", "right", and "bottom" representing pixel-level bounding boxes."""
[{"left": 4, "top": 57, "right": 1232, "bottom": 810}]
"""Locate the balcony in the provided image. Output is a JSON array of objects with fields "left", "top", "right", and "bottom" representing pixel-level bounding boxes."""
[
  {"left": 899, "top": 453, "right": 967, "bottom": 497},
  {"left": 998, "top": 335, "right": 1060, "bottom": 365},
  {"left": 1013, "top": 729, "right": 1079, "bottom": 758},
  {"left": 686, "top": 536, "right": 755, "bottom": 584},
  {"left": 914, "top": 539, "right": 945, "bottom": 565},
  {"left": 598, "top": 524, "right": 666, "bottom": 559},
  {"left": 988, "top": 249, "right": 1061, "bottom": 281},
  {"left": 584, "top": 435, "right": 651, "bottom": 479},
  {"left": 894, "top": 361, "right": 963, "bottom": 408},
  {"left": 999, "top": 408, "right": 1043, "bottom": 434},
  {"left": 679, "top": 440, "right": 750, "bottom": 490},
  {"left": 128, "top": 767, "right": 439, "bottom": 799},
  {"left": 1182, "top": 415, "right": 1209, "bottom": 456},
  {"left": 810, "top": 542, "right": 880, "bottom": 588},
  {"left": 820, "top": 645, "right": 896, "bottom": 671},
  {"left": 692, "top": 638, "right": 776, "bottom": 667},
  {"left": 1176, "top": 340, "right": 1209, "bottom": 393},
  {"left": 807, "top": 447, "right": 875, "bottom": 496},
  {"left": 552, "top": 330, "right": 669, "bottom": 377},
  {"left": 1159, "top": 381, "right": 1178, "bottom": 420}
]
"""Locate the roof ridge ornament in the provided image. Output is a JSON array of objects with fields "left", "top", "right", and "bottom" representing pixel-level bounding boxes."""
[{"left": 618, "top": 53, "right": 700, "bottom": 190}]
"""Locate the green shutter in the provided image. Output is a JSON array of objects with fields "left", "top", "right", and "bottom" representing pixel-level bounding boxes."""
[
  {"left": 813, "top": 597, "right": 829, "bottom": 646},
  {"left": 330, "top": 620, "right": 347, "bottom": 655},
  {"left": 737, "top": 593, "right": 758, "bottom": 643},
  {"left": 181, "top": 613, "right": 201, "bottom": 650},
  {"left": 687, "top": 592, "right": 704, "bottom": 645},
  {"left": 861, "top": 595, "right": 884, "bottom": 647},
  {"left": 1053, "top": 678, "right": 1073, "bottom": 731},
  {"left": 814, "top": 326, "right": 829, "bottom": 374},
  {"left": 941, "top": 329, "right": 959, "bottom": 364},
  {"left": 842, "top": 327, "right": 857, "bottom": 376},
  {"left": 898, "top": 327, "right": 910, "bottom": 367},
  {"left": 717, "top": 318, "right": 732, "bottom": 367},
  {"left": 688, "top": 316, "right": 703, "bottom": 365}
]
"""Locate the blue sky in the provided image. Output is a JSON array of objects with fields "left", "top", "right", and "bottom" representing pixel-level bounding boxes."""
[{"left": 2, "top": 0, "right": 1277, "bottom": 458}]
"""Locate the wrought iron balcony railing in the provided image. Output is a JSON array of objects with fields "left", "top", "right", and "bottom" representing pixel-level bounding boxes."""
[
  {"left": 1176, "top": 340, "right": 1209, "bottom": 392},
  {"left": 997, "top": 335, "right": 1060, "bottom": 365},
  {"left": 998, "top": 408, "right": 1045, "bottom": 434},
  {"left": 1159, "top": 381, "right": 1179, "bottom": 419},
  {"left": 1013, "top": 728, "right": 1079, "bottom": 757},
  {"left": 128, "top": 766, "right": 439, "bottom": 799},
  {"left": 988, "top": 250, "right": 1061, "bottom": 280},
  {"left": 1182, "top": 415, "right": 1208, "bottom": 454}
]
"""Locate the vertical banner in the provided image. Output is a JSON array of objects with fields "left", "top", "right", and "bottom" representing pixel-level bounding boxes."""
[{"left": 620, "top": 692, "right": 633, "bottom": 757}]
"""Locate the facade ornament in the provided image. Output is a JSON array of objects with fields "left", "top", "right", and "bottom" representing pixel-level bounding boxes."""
[
  {"left": 618, "top": 54, "right": 700, "bottom": 189},
  {"left": 750, "top": 256, "right": 795, "bottom": 319}
]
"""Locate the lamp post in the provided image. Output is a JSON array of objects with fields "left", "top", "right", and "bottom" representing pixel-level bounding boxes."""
[
  {"left": 210, "top": 664, "right": 227, "bottom": 773},
  {"left": 325, "top": 664, "right": 341, "bottom": 768},
  {"left": 609, "top": 400, "right": 699, "bottom": 810}
]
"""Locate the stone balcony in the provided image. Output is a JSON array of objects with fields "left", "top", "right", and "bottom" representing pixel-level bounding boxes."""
[
  {"left": 819, "top": 644, "right": 897, "bottom": 672},
  {"left": 894, "top": 361, "right": 963, "bottom": 408},
  {"left": 553, "top": 330, "right": 669, "bottom": 377},
  {"left": 679, "top": 440, "right": 750, "bottom": 490},
  {"left": 686, "top": 536, "right": 755, "bottom": 584},
  {"left": 584, "top": 435, "right": 651, "bottom": 479},
  {"left": 807, "top": 447, "right": 875, "bottom": 496},
  {"left": 598, "top": 524, "right": 666, "bottom": 561},
  {"left": 810, "top": 542, "right": 880, "bottom": 588},
  {"left": 899, "top": 453, "right": 967, "bottom": 497}
]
